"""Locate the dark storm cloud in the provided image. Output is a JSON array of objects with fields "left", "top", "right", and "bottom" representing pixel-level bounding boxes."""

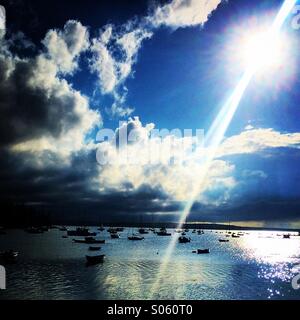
[{"left": 0, "top": 55, "right": 81, "bottom": 147}]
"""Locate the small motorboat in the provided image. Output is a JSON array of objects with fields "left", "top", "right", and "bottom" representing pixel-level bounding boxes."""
[
  {"left": 219, "top": 239, "right": 229, "bottom": 243},
  {"left": 107, "top": 227, "right": 124, "bottom": 233},
  {"left": 178, "top": 236, "right": 191, "bottom": 243},
  {"left": 111, "top": 233, "right": 120, "bottom": 239},
  {"left": 86, "top": 254, "right": 105, "bottom": 265},
  {"left": 197, "top": 230, "right": 204, "bottom": 235},
  {"left": 68, "top": 227, "right": 97, "bottom": 237},
  {"left": 157, "top": 228, "right": 171, "bottom": 236},
  {"left": 73, "top": 237, "right": 105, "bottom": 244},
  {"left": 197, "top": 249, "right": 210, "bottom": 254},
  {"left": 89, "top": 246, "right": 101, "bottom": 251},
  {"left": 283, "top": 234, "right": 290, "bottom": 239},
  {"left": 232, "top": 234, "right": 240, "bottom": 238},
  {"left": 138, "top": 228, "right": 149, "bottom": 234},
  {"left": 0, "top": 250, "right": 19, "bottom": 263},
  {"left": 128, "top": 235, "right": 144, "bottom": 241}
]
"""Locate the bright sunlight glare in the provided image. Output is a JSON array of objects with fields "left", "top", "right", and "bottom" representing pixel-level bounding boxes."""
[{"left": 241, "top": 31, "right": 285, "bottom": 70}]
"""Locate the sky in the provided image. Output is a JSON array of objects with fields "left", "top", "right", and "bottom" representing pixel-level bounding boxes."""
[{"left": 0, "top": 0, "right": 300, "bottom": 228}]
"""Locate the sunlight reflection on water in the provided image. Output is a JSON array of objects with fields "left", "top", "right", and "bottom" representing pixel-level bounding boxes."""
[{"left": 0, "top": 229, "right": 299, "bottom": 300}]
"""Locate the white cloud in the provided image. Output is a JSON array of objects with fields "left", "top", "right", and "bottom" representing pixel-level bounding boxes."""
[
  {"left": 42, "top": 20, "right": 89, "bottom": 74},
  {"left": 96, "top": 117, "right": 236, "bottom": 203},
  {"left": 89, "top": 24, "right": 152, "bottom": 118},
  {"left": 94, "top": 121, "right": 300, "bottom": 206},
  {"left": 149, "top": 0, "right": 222, "bottom": 28},
  {"left": 218, "top": 128, "right": 300, "bottom": 157},
  {"left": 90, "top": 24, "right": 152, "bottom": 105}
]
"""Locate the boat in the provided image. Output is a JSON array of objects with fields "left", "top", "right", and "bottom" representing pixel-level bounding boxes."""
[
  {"left": 62, "top": 235, "right": 68, "bottom": 239},
  {"left": 128, "top": 235, "right": 144, "bottom": 241},
  {"left": 0, "top": 250, "right": 19, "bottom": 263},
  {"left": 67, "top": 227, "right": 97, "bottom": 237},
  {"left": 157, "top": 228, "right": 171, "bottom": 236},
  {"left": 138, "top": 228, "right": 149, "bottom": 234},
  {"left": 283, "top": 234, "right": 290, "bottom": 239},
  {"left": 98, "top": 226, "right": 105, "bottom": 231},
  {"left": 219, "top": 239, "right": 229, "bottom": 243},
  {"left": 89, "top": 246, "right": 101, "bottom": 251},
  {"left": 232, "top": 234, "right": 240, "bottom": 238},
  {"left": 59, "top": 226, "right": 67, "bottom": 231},
  {"left": 178, "top": 236, "right": 191, "bottom": 243},
  {"left": 86, "top": 254, "right": 105, "bottom": 265},
  {"left": 73, "top": 237, "right": 105, "bottom": 244},
  {"left": 192, "top": 230, "right": 196, "bottom": 234},
  {"left": 197, "top": 230, "right": 204, "bottom": 235},
  {"left": 107, "top": 227, "right": 124, "bottom": 233},
  {"left": 111, "top": 233, "right": 120, "bottom": 239},
  {"left": 197, "top": 249, "right": 210, "bottom": 254}
]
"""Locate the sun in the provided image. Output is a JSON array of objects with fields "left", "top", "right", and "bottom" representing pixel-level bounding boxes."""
[{"left": 240, "top": 31, "right": 285, "bottom": 71}]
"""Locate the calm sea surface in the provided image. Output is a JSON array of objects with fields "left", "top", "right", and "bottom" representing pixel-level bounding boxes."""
[{"left": 0, "top": 228, "right": 300, "bottom": 300}]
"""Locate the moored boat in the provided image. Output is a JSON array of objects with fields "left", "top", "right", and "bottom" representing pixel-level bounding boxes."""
[
  {"left": 111, "top": 233, "right": 120, "bottom": 239},
  {"left": 73, "top": 237, "right": 105, "bottom": 244},
  {"left": 219, "top": 239, "right": 229, "bottom": 243},
  {"left": 128, "top": 235, "right": 144, "bottom": 241},
  {"left": 89, "top": 246, "right": 101, "bottom": 251},
  {"left": 232, "top": 234, "right": 240, "bottom": 238},
  {"left": 67, "top": 227, "right": 96, "bottom": 237},
  {"left": 138, "top": 228, "right": 149, "bottom": 234},
  {"left": 178, "top": 236, "right": 191, "bottom": 243},
  {"left": 197, "top": 249, "right": 210, "bottom": 254},
  {"left": 157, "top": 228, "right": 171, "bottom": 236},
  {"left": 86, "top": 254, "right": 105, "bottom": 265}
]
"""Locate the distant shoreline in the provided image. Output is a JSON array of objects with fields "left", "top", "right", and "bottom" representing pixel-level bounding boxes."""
[{"left": 1, "top": 222, "right": 299, "bottom": 233}]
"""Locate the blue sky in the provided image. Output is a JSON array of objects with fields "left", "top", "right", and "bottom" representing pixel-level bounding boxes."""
[{"left": 1, "top": 0, "right": 300, "bottom": 228}]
